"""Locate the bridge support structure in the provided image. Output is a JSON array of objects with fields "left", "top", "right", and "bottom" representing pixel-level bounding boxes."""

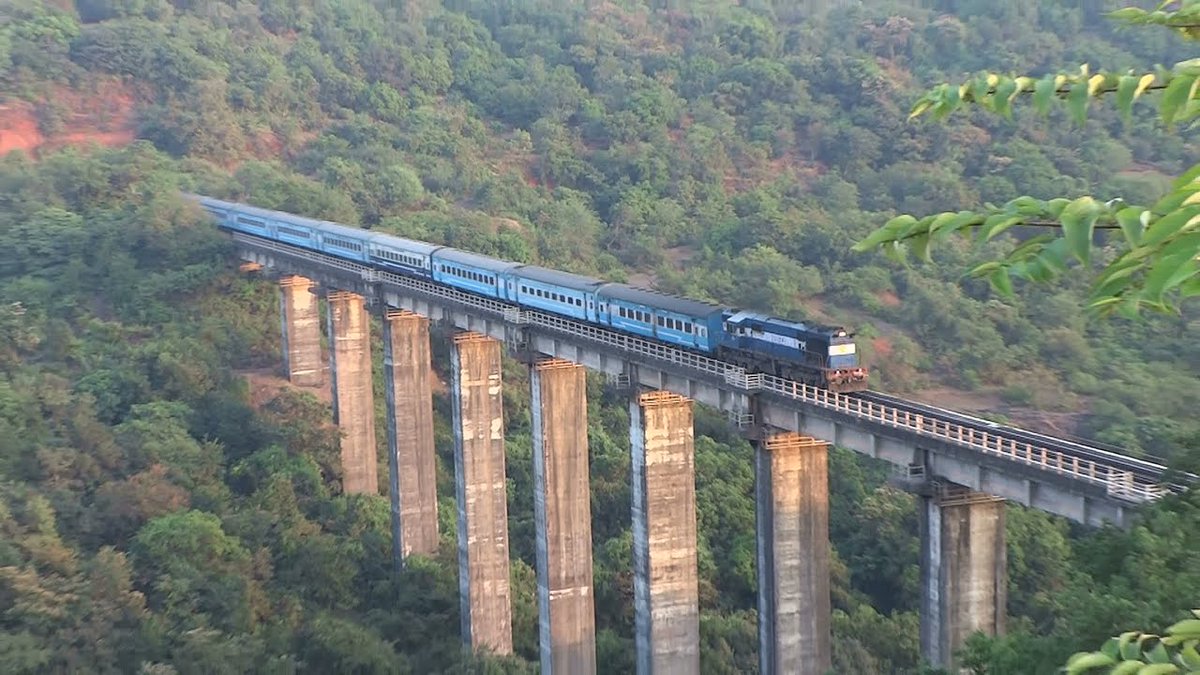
[
  {"left": 382, "top": 309, "right": 439, "bottom": 567},
  {"left": 631, "top": 391, "right": 700, "bottom": 675},
  {"left": 920, "top": 486, "right": 1007, "bottom": 670},
  {"left": 451, "top": 332, "right": 513, "bottom": 655},
  {"left": 326, "top": 290, "right": 377, "bottom": 495},
  {"left": 531, "top": 358, "right": 596, "bottom": 674},
  {"left": 755, "top": 432, "right": 832, "bottom": 675},
  {"left": 278, "top": 275, "right": 323, "bottom": 386}
]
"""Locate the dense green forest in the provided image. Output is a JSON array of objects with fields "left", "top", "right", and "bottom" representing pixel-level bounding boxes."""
[{"left": 0, "top": 0, "right": 1196, "bottom": 672}]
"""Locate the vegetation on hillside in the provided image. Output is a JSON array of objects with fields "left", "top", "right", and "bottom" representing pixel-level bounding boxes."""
[
  {"left": 856, "top": 1, "right": 1200, "bottom": 317},
  {"left": 0, "top": 1, "right": 1196, "bottom": 673}
]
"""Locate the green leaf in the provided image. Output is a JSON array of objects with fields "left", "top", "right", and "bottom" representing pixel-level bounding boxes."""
[
  {"left": 1089, "top": 296, "right": 1125, "bottom": 312},
  {"left": 1046, "top": 197, "right": 1073, "bottom": 218},
  {"left": 1108, "top": 7, "right": 1147, "bottom": 21},
  {"left": 1116, "top": 75, "right": 1141, "bottom": 120},
  {"left": 1092, "top": 257, "right": 1143, "bottom": 297},
  {"left": 1116, "top": 207, "right": 1148, "bottom": 245},
  {"left": 983, "top": 214, "right": 1024, "bottom": 240},
  {"left": 853, "top": 215, "right": 917, "bottom": 251},
  {"left": 1142, "top": 252, "right": 1199, "bottom": 304},
  {"left": 1103, "top": 637, "right": 1124, "bottom": 660},
  {"left": 1061, "top": 197, "right": 1102, "bottom": 263},
  {"left": 1165, "top": 619, "right": 1200, "bottom": 638},
  {"left": 1180, "top": 641, "right": 1200, "bottom": 668},
  {"left": 969, "top": 261, "right": 1004, "bottom": 277},
  {"left": 910, "top": 98, "right": 935, "bottom": 119},
  {"left": 1112, "top": 661, "right": 1146, "bottom": 675},
  {"left": 1145, "top": 641, "right": 1172, "bottom": 664},
  {"left": 1120, "top": 632, "right": 1145, "bottom": 660},
  {"left": 1161, "top": 73, "right": 1197, "bottom": 127},
  {"left": 989, "top": 267, "right": 1013, "bottom": 298},
  {"left": 1010, "top": 195, "right": 1047, "bottom": 216},
  {"left": 1067, "top": 651, "right": 1117, "bottom": 674},
  {"left": 1067, "top": 79, "right": 1091, "bottom": 125},
  {"left": 1174, "top": 162, "right": 1200, "bottom": 190},
  {"left": 1142, "top": 205, "right": 1200, "bottom": 247},
  {"left": 910, "top": 231, "right": 932, "bottom": 262},
  {"left": 1034, "top": 74, "right": 1058, "bottom": 114},
  {"left": 1134, "top": 664, "right": 1180, "bottom": 675},
  {"left": 1038, "top": 238, "right": 1071, "bottom": 274},
  {"left": 993, "top": 77, "right": 1017, "bottom": 117}
]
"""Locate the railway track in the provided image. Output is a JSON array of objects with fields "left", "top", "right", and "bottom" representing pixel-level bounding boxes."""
[{"left": 852, "top": 390, "right": 1194, "bottom": 490}]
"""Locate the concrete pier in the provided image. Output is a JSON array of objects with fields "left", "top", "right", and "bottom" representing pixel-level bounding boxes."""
[
  {"left": 451, "top": 332, "right": 513, "bottom": 655},
  {"left": 755, "top": 433, "right": 832, "bottom": 675},
  {"left": 531, "top": 359, "right": 596, "bottom": 674},
  {"left": 920, "top": 488, "right": 1007, "bottom": 670},
  {"left": 382, "top": 310, "right": 439, "bottom": 566},
  {"left": 278, "top": 275, "right": 323, "bottom": 386},
  {"left": 631, "top": 391, "right": 699, "bottom": 675},
  {"left": 326, "top": 290, "right": 377, "bottom": 495}
]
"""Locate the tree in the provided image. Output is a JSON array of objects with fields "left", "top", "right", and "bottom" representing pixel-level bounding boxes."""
[
  {"left": 1064, "top": 609, "right": 1200, "bottom": 674},
  {"left": 853, "top": 2, "right": 1200, "bottom": 317}
]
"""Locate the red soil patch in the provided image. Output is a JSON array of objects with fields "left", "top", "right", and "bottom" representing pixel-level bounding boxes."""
[
  {"left": 0, "top": 104, "right": 44, "bottom": 156},
  {"left": 241, "top": 367, "right": 333, "bottom": 408},
  {"left": 871, "top": 336, "right": 894, "bottom": 359},
  {"left": 0, "top": 84, "right": 136, "bottom": 157},
  {"left": 910, "top": 386, "right": 1004, "bottom": 414},
  {"left": 877, "top": 290, "right": 901, "bottom": 308}
]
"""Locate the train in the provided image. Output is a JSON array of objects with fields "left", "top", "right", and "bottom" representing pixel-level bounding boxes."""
[{"left": 192, "top": 195, "right": 869, "bottom": 392}]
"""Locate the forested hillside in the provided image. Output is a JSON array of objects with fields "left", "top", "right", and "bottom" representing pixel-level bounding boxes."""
[{"left": 0, "top": 1, "right": 1196, "bottom": 673}]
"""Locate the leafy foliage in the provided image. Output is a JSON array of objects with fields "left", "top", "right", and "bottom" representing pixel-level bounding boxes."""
[
  {"left": 856, "top": 21, "right": 1199, "bottom": 315},
  {"left": 1064, "top": 609, "right": 1200, "bottom": 674}
]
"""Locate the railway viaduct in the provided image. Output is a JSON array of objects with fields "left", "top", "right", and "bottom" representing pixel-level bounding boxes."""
[{"left": 237, "top": 225, "right": 1171, "bottom": 675}]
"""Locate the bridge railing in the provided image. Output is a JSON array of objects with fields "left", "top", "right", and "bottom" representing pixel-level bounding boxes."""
[
  {"left": 233, "top": 234, "right": 1171, "bottom": 504},
  {"left": 753, "top": 375, "right": 1171, "bottom": 503}
]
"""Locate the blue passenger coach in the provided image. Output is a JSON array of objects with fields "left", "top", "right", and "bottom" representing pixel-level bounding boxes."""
[
  {"left": 513, "top": 266, "right": 603, "bottom": 322},
  {"left": 597, "top": 284, "right": 725, "bottom": 351},
  {"left": 366, "top": 233, "right": 439, "bottom": 278},
  {"left": 316, "top": 221, "right": 371, "bottom": 263},
  {"left": 432, "top": 248, "right": 521, "bottom": 300}
]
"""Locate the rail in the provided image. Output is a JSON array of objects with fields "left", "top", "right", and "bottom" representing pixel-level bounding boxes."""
[{"left": 233, "top": 234, "right": 1173, "bottom": 504}]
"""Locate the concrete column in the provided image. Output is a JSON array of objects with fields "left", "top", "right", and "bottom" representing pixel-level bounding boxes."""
[
  {"left": 920, "top": 488, "right": 1007, "bottom": 670},
  {"left": 451, "top": 332, "right": 513, "bottom": 655},
  {"left": 326, "top": 291, "right": 377, "bottom": 495},
  {"left": 382, "top": 310, "right": 439, "bottom": 567},
  {"left": 278, "top": 275, "right": 323, "bottom": 386},
  {"left": 631, "top": 391, "right": 699, "bottom": 675},
  {"left": 532, "top": 359, "right": 596, "bottom": 675},
  {"left": 755, "top": 433, "right": 832, "bottom": 675}
]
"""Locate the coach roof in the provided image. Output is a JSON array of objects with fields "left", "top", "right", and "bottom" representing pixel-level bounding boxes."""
[
  {"left": 514, "top": 265, "right": 604, "bottom": 292},
  {"left": 597, "top": 283, "right": 726, "bottom": 318}
]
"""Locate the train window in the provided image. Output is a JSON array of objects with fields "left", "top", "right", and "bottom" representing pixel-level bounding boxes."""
[
  {"left": 279, "top": 226, "right": 310, "bottom": 239},
  {"left": 237, "top": 216, "right": 266, "bottom": 229}
]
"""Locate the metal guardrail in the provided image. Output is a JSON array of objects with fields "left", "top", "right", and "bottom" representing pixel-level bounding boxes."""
[{"left": 234, "top": 234, "right": 1172, "bottom": 504}]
